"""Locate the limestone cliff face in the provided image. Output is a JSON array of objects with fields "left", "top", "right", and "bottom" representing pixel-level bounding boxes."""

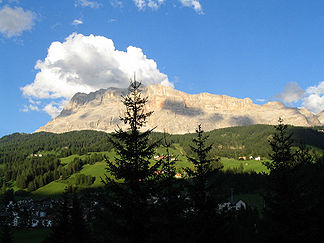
[
  {"left": 37, "top": 84, "right": 322, "bottom": 134},
  {"left": 317, "top": 111, "right": 324, "bottom": 124}
]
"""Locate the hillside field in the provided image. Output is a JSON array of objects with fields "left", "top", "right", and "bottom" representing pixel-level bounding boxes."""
[
  {"left": 30, "top": 151, "right": 268, "bottom": 197},
  {"left": 0, "top": 124, "right": 321, "bottom": 198}
]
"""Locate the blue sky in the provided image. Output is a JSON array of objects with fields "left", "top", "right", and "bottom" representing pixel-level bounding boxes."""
[{"left": 1, "top": 0, "right": 324, "bottom": 137}]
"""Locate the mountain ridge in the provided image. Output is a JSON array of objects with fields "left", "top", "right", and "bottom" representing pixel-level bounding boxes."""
[{"left": 37, "top": 84, "right": 322, "bottom": 134}]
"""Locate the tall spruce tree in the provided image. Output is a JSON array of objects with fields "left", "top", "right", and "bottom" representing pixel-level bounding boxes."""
[
  {"left": 185, "top": 124, "right": 222, "bottom": 209},
  {"left": 185, "top": 124, "right": 226, "bottom": 242},
  {"left": 264, "top": 117, "right": 294, "bottom": 172},
  {"left": 153, "top": 132, "right": 187, "bottom": 242},
  {"left": 262, "top": 118, "right": 310, "bottom": 242},
  {"left": 104, "top": 79, "right": 160, "bottom": 185},
  {"left": 101, "top": 78, "right": 161, "bottom": 242}
]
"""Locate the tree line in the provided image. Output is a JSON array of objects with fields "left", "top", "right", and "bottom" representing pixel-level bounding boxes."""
[
  {"left": 1, "top": 118, "right": 323, "bottom": 167},
  {"left": 0, "top": 153, "right": 102, "bottom": 191}
]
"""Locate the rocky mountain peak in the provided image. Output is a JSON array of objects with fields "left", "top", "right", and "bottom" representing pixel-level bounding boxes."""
[{"left": 37, "top": 84, "right": 322, "bottom": 134}]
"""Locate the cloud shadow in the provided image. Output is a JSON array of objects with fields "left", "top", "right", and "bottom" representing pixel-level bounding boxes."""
[
  {"left": 162, "top": 99, "right": 204, "bottom": 117},
  {"left": 79, "top": 113, "right": 89, "bottom": 119},
  {"left": 230, "top": 116, "right": 254, "bottom": 126},
  {"left": 209, "top": 113, "right": 224, "bottom": 122},
  {"left": 58, "top": 109, "right": 73, "bottom": 118}
]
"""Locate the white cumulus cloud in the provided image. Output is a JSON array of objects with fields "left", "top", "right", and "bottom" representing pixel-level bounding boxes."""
[
  {"left": 134, "top": 0, "right": 165, "bottom": 10},
  {"left": 256, "top": 98, "right": 266, "bottom": 102},
  {"left": 275, "top": 82, "right": 305, "bottom": 104},
  {"left": 75, "top": 0, "right": 101, "bottom": 8},
  {"left": 21, "top": 33, "right": 173, "bottom": 117},
  {"left": 302, "top": 81, "right": 324, "bottom": 113},
  {"left": 131, "top": 0, "right": 203, "bottom": 13},
  {"left": 179, "top": 0, "right": 203, "bottom": 14},
  {"left": 0, "top": 6, "right": 35, "bottom": 37},
  {"left": 72, "top": 19, "right": 83, "bottom": 26},
  {"left": 21, "top": 104, "right": 40, "bottom": 113},
  {"left": 108, "top": 18, "right": 117, "bottom": 23},
  {"left": 43, "top": 101, "right": 68, "bottom": 118},
  {"left": 275, "top": 81, "right": 324, "bottom": 113},
  {"left": 110, "top": 0, "right": 123, "bottom": 8},
  {"left": 28, "top": 99, "right": 41, "bottom": 105}
]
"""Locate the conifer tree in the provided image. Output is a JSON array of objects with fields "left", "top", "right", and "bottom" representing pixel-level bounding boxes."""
[
  {"left": 264, "top": 117, "right": 294, "bottom": 172},
  {"left": 2, "top": 189, "right": 14, "bottom": 205},
  {"left": 102, "top": 77, "right": 161, "bottom": 242},
  {"left": 185, "top": 124, "right": 226, "bottom": 242},
  {"left": 262, "top": 118, "right": 309, "bottom": 242},
  {"left": 154, "top": 132, "right": 186, "bottom": 242},
  {"left": 185, "top": 124, "right": 222, "bottom": 210},
  {"left": 104, "top": 78, "right": 160, "bottom": 186},
  {"left": 160, "top": 132, "right": 177, "bottom": 180}
]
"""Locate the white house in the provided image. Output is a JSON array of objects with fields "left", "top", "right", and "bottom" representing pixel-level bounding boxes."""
[
  {"left": 234, "top": 200, "right": 246, "bottom": 210},
  {"left": 218, "top": 200, "right": 247, "bottom": 213}
]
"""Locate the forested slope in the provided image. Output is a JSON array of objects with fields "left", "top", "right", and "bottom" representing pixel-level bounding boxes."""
[{"left": 1, "top": 125, "right": 323, "bottom": 165}]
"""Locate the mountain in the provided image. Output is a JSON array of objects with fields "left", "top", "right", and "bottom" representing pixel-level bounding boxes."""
[
  {"left": 37, "top": 84, "right": 322, "bottom": 134},
  {"left": 317, "top": 110, "right": 324, "bottom": 124}
]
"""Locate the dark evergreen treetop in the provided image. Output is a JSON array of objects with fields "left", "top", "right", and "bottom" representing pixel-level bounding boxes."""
[
  {"left": 104, "top": 79, "right": 160, "bottom": 186},
  {"left": 264, "top": 117, "right": 294, "bottom": 172},
  {"left": 120, "top": 79, "right": 153, "bottom": 131},
  {"left": 186, "top": 124, "right": 221, "bottom": 180},
  {"left": 184, "top": 125, "right": 228, "bottom": 242},
  {"left": 185, "top": 124, "right": 223, "bottom": 212},
  {"left": 261, "top": 118, "right": 322, "bottom": 242},
  {"left": 160, "top": 132, "right": 177, "bottom": 178},
  {"left": 100, "top": 78, "right": 163, "bottom": 242}
]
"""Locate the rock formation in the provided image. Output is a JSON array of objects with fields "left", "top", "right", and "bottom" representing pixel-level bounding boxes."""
[
  {"left": 37, "top": 84, "right": 322, "bottom": 134},
  {"left": 317, "top": 110, "right": 324, "bottom": 124}
]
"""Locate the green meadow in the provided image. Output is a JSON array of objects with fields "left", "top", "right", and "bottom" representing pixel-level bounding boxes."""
[
  {"left": 221, "top": 157, "right": 269, "bottom": 174},
  {"left": 71, "top": 161, "right": 107, "bottom": 187},
  {"left": 28, "top": 148, "right": 269, "bottom": 198},
  {"left": 32, "top": 181, "right": 68, "bottom": 198}
]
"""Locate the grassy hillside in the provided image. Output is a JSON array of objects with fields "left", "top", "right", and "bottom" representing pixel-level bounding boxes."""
[
  {"left": 221, "top": 157, "right": 269, "bottom": 174},
  {"left": 27, "top": 152, "right": 268, "bottom": 197},
  {"left": 0, "top": 124, "right": 322, "bottom": 197},
  {"left": 1, "top": 125, "right": 323, "bottom": 164}
]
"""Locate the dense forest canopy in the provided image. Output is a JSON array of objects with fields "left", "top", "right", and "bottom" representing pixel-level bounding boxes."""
[{"left": 0, "top": 130, "right": 112, "bottom": 164}]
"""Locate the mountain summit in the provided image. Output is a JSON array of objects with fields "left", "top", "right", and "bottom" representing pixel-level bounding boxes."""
[{"left": 37, "top": 84, "right": 322, "bottom": 134}]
